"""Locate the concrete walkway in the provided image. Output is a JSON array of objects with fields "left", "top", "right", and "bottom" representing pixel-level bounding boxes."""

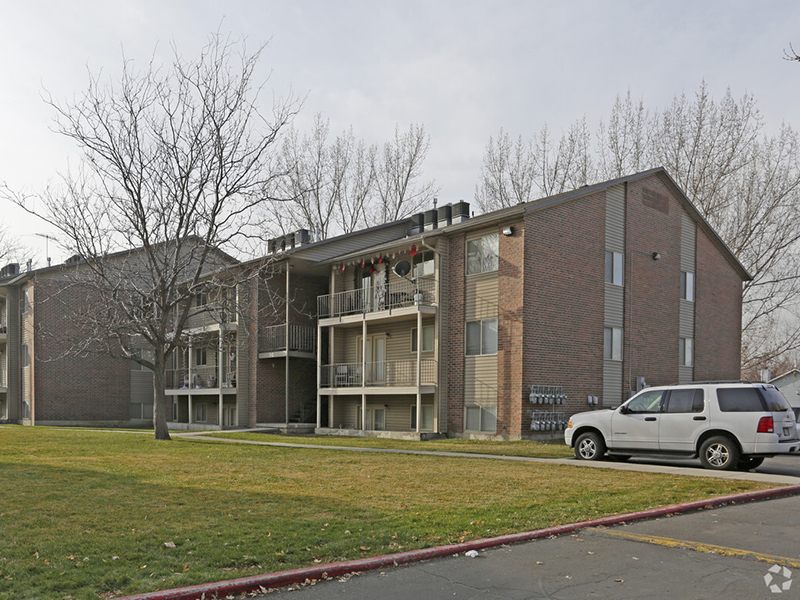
[{"left": 177, "top": 430, "right": 800, "bottom": 485}]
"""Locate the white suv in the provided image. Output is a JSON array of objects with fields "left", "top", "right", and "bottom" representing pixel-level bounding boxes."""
[{"left": 564, "top": 382, "right": 800, "bottom": 470}]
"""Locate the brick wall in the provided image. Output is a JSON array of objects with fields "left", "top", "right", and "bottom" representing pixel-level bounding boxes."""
[
  {"left": 624, "top": 177, "right": 685, "bottom": 389},
  {"left": 445, "top": 234, "right": 466, "bottom": 433},
  {"left": 522, "top": 192, "right": 606, "bottom": 427},
  {"left": 32, "top": 276, "right": 130, "bottom": 422},
  {"left": 496, "top": 219, "right": 525, "bottom": 436},
  {"left": 694, "top": 228, "right": 743, "bottom": 380}
]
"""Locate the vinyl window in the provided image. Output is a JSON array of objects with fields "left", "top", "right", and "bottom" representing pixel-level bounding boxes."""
[
  {"left": 411, "top": 325, "right": 435, "bottom": 353},
  {"left": 466, "top": 318, "right": 498, "bottom": 355},
  {"left": 465, "top": 405, "right": 497, "bottom": 432},
  {"left": 466, "top": 233, "right": 499, "bottom": 275},
  {"left": 604, "top": 327, "right": 623, "bottom": 361},
  {"left": 681, "top": 271, "right": 695, "bottom": 302},
  {"left": 605, "top": 251, "right": 624, "bottom": 286},
  {"left": 679, "top": 337, "right": 694, "bottom": 367}
]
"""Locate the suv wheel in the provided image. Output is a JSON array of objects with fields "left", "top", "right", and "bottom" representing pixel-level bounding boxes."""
[
  {"left": 699, "top": 436, "right": 740, "bottom": 470},
  {"left": 575, "top": 431, "right": 606, "bottom": 461}
]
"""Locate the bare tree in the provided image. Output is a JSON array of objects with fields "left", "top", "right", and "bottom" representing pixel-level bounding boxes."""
[
  {"left": 4, "top": 33, "right": 298, "bottom": 439},
  {"left": 0, "top": 225, "right": 23, "bottom": 265},
  {"left": 477, "top": 82, "right": 800, "bottom": 374},
  {"left": 369, "top": 124, "right": 439, "bottom": 227},
  {"left": 474, "top": 129, "right": 537, "bottom": 212}
]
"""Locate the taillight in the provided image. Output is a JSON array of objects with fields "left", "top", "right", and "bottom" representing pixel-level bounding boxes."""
[{"left": 757, "top": 416, "right": 774, "bottom": 433}]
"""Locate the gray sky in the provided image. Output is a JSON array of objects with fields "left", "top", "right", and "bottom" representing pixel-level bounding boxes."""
[{"left": 1, "top": 0, "right": 799, "bottom": 265}]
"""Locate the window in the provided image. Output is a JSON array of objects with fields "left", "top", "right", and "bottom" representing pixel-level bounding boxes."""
[
  {"left": 679, "top": 337, "right": 693, "bottom": 367},
  {"left": 21, "top": 289, "right": 29, "bottom": 313},
  {"left": 465, "top": 405, "right": 497, "bottom": 432},
  {"left": 466, "top": 233, "right": 499, "bottom": 275},
  {"left": 172, "top": 400, "right": 179, "bottom": 422},
  {"left": 413, "top": 251, "right": 435, "bottom": 278},
  {"left": 195, "top": 348, "right": 208, "bottom": 366},
  {"left": 605, "top": 251, "right": 624, "bottom": 286},
  {"left": 604, "top": 327, "right": 623, "bottom": 361},
  {"left": 21, "top": 343, "right": 29, "bottom": 368},
  {"left": 665, "top": 389, "right": 704, "bottom": 413},
  {"left": 411, "top": 405, "right": 435, "bottom": 430},
  {"left": 195, "top": 403, "right": 208, "bottom": 422},
  {"left": 411, "top": 325, "right": 435, "bottom": 352},
  {"left": 626, "top": 389, "right": 663, "bottom": 413},
  {"left": 466, "top": 318, "right": 498, "bottom": 355},
  {"left": 681, "top": 271, "right": 695, "bottom": 302},
  {"left": 195, "top": 291, "right": 208, "bottom": 307}
]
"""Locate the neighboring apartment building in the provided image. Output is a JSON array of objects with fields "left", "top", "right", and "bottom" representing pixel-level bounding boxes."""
[{"left": 0, "top": 168, "right": 750, "bottom": 438}]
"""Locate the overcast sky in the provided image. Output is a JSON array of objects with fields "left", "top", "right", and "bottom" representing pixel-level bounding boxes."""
[{"left": 1, "top": 0, "right": 798, "bottom": 265}]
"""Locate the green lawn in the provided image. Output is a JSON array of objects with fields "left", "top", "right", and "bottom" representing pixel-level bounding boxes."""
[
  {"left": 204, "top": 431, "right": 575, "bottom": 458},
  {"left": 0, "top": 426, "right": 772, "bottom": 599}
]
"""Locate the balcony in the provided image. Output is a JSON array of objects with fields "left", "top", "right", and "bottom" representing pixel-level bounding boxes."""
[
  {"left": 258, "top": 324, "right": 316, "bottom": 359},
  {"left": 320, "top": 359, "right": 437, "bottom": 391},
  {"left": 166, "top": 365, "right": 236, "bottom": 391},
  {"left": 0, "top": 367, "right": 6, "bottom": 388},
  {"left": 318, "top": 278, "right": 436, "bottom": 321}
]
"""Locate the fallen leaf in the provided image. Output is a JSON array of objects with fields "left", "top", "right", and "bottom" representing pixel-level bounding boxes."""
[{"left": 164, "top": 542, "right": 176, "bottom": 548}]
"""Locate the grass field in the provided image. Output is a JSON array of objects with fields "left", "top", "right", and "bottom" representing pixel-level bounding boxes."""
[{"left": 0, "top": 426, "right": 772, "bottom": 599}]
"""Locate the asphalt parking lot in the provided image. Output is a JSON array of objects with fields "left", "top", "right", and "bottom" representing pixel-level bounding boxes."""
[{"left": 264, "top": 456, "right": 800, "bottom": 599}]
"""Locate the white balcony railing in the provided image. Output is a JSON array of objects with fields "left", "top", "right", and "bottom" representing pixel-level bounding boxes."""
[
  {"left": 259, "top": 324, "right": 315, "bottom": 354},
  {"left": 320, "top": 359, "right": 437, "bottom": 388},
  {"left": 0, "top": 368, "right": 6, "bottom": 388},
  {"left": 166, "top": 366, "right": 236, "bottom": 390},
  {"left": 318, "top": 278, "right": 436, "bottom": 319}
]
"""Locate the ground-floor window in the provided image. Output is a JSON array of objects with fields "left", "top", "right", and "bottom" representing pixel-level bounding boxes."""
[
  {"left": 410, "top": 405, "right": 434, "bottom": 430},
  {"left": 195, "top": 403, "right": 208, "bottom": 423},
  {"left": 465, "top": 405, "right": 497, "bottom": 433}
]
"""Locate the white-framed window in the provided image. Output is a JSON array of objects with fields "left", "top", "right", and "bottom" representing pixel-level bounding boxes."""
[
  {"left": 355, "top": 407, "right": 385, "bottom": 430},
  {"left": 195, "top": 291, "right": 208, "bottom": 307},
  {"left": 681, "top": 271, "right": 695, "bottom": 302},
  {"left": 21, "top": 343, "right": 29, "bottom": 368},
  {"left": 466, "top": 318, "right": 498, "bottom": 356},
  {"left": 680, "top": 337, "right": 694, "bottom": 367},
  {"left": 195, "top": 403, "right": 208, "bottom": 422},
  {"left": 410, "top": 405, "right": 434, "bottom": 430},
  {"left": 411, "top": 325, "right": 435, "bottom": 353},
  {"left": 604, "top": 327, "right": 623, "bottom": 361},
  {"left": 413, "top": 251, "right": 435, "bottom": 278},
  {"left": 21, "top": 288, "right": 29, "bottom": 314},
  {"left": 465, "top": 405, "right": 497, "bottom": 432},
  {"left": 605, "top": 251, "right": 624, "bottom": 286},
  {"left": 195, "top": 348, "right": 207, "bottom": 366},
  {"left": 466, "top": 233, "right": 499, "bottom": 275}
]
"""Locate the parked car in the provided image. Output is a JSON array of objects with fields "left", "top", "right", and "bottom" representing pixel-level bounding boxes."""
[{"left": 565, "top": 382, "right": 800, "bottom": 471}]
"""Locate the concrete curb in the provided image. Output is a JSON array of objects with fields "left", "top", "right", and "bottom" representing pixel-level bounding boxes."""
[{"left": 117, "top": 484, "right": 800, "bottom": 600}]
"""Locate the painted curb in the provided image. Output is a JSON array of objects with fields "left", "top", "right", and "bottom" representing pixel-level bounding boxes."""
[{"left": 117, "top": 483, "right": 800, "bottom": 600}]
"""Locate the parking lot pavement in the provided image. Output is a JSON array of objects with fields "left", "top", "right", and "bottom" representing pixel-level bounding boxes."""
[{"left": 266, "top": 494, "right": 800, "bottom": 600}]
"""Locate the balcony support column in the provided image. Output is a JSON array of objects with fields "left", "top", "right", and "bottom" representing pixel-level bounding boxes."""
[
  {"left": 188, "top": 339, "right": 193, "bottom": 425},
  {"left": 218, "top": 333, "right": 224, "bottom": 427},
  {"left": 316, "top": 323, "right": 322, "bottom": 429},
  {"left": 285, "top": 264, "right": 290, "bottom": 429},
  {"left": 361, "top": 319, "right": 367, "bottom": 431},
  {"left": 416, "top": 310, "right": 422, "bottom": 433}
]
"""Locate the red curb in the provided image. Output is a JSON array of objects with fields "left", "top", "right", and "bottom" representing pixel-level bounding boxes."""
[{"left": 117, "top": 483, "right": 800, "bottom": 600}]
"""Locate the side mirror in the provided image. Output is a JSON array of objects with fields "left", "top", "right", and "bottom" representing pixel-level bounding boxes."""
[{"left": 618, "top": 405, "right": 629, "bottom": 415}]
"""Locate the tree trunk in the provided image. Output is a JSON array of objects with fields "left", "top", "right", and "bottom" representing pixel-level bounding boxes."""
[{"left": 152, "top": 353, "right": 172, "bottom": 441}]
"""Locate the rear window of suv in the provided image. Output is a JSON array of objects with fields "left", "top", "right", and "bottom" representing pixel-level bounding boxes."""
[{"left": 717, "top": 386, "right": 792, "bottom": 412}]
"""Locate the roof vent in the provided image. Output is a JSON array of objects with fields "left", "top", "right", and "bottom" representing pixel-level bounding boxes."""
[
  {"left": 437, "top": 204, "right": 452, "bottom": 228},
  {"left": 410, "top": 213, "right": 424, "bottom": 235},
  {"left": 294, "top": 229, "right": 311, "bottom": 247},
  {"left": 424, "top": 209, "right": 438, "bottom": 231},
  {"left": 452, "top": 200, "right": 470, "bottom": 224},
  {"left": 0, "top": 263, "right": 19, "bottom": 278},
  {"left": 65, "top": 254, "right": 84, "bottom": 265}
]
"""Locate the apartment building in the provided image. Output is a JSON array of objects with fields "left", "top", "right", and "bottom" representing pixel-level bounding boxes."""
[
  {"left": 0, "top": 168, "right": 749, "bottom": 438},
  {"left": 312, "top": 168, "right": 748, "bottom": 439}
]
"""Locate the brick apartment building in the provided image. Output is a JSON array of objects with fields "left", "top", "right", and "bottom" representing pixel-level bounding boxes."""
[{"left": 0, "top": 168, "right": 749, "bottom": 439}]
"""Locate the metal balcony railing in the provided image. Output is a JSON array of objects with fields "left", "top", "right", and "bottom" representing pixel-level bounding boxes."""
[
  {"left": 320, "top": 359, "right": 437, "bottom": 388},
  {"left": 0, "top": 368, "right": 6, "bottom": 388},
  {"left": 318, "top": 278, "right": 436, "bottom": 319},
  {"left": 166, "top": 366, "right": 236, "bottom": 390},
  {"left": 259, "top": 324, "right": 316, "bottom": 354}
]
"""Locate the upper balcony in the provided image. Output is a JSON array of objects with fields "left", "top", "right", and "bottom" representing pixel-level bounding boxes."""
[
  {"left": 317, "top": 278, "right": 436, "bottom": 326},
  {"left": 258, "top": 324, "right": 316, "bottom": 359},
  {"left": 320, "top": 359, "right": 437, "bottom": 395},
  {"left": 0, "top": 322, "right": 6, "bottom": 344},
  {"left": 0, "top": 366, "right": 6, "bottom": 389},
  {"left": 165, "top": 365, "right": 236, "bottom": 393}
]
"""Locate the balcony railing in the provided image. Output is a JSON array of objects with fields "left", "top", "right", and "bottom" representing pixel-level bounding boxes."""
[
  {"left": 166, "top": 366, "right": 236, "bottom": 390},
  {"left": 320, "top": 359, "right": 437, "bottom": 388},
  {"left": 0, "top": 368, "right": 6, "bottom": 388},
  {"left": 0, "top": 323, "right": 6, "bottom": 334},
  {"left": 259, "top": 324, "right": 316, "bottom": 354},
  {"left": 318, "top": 278, "right": 436, "bottom": 319}
]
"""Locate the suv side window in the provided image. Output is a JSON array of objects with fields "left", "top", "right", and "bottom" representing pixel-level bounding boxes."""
[
  {"left": 665, "top": 389, "right": 704, "bottom": 413},
  {"left": 626, "top": 390, "right": 664, "bottom": 413},
  {"left": 717, "top": 388, "right": 765, "bottom": 412}
]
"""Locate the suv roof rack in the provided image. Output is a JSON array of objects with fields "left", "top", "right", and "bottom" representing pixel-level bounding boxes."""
[{"left": 667, "top": 380, "right": 756, "bottom": 386}]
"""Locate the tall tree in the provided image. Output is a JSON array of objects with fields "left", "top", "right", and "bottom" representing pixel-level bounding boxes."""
[
  {"left": 4, "top": 33, "right": 298, "bottom": 439},
  {"left": 477, "top": 82, "right": 800, "bottom": 374}
]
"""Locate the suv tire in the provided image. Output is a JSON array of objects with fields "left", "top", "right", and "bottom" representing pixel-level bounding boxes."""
[
  {"left": 699, "top": 436, "right": 740, "bottom": 470},
  {"left": 736, "top": 456, "right": 765, "bottom": 471},
  {"left": 575, "top": 431, "right": 606, "bottom": 461}
]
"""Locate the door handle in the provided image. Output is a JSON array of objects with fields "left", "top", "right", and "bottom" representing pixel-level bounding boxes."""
[
  {"left": 693, "top": 416, "right": 707, "bottom": 421},
  {"left": 645, "top": 417, "right": 657, "bottom": 421}
]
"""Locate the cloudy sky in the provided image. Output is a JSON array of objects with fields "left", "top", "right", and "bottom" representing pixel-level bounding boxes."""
[{"left": 1, "top": 0, "right": 798, "bottom": 265}]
